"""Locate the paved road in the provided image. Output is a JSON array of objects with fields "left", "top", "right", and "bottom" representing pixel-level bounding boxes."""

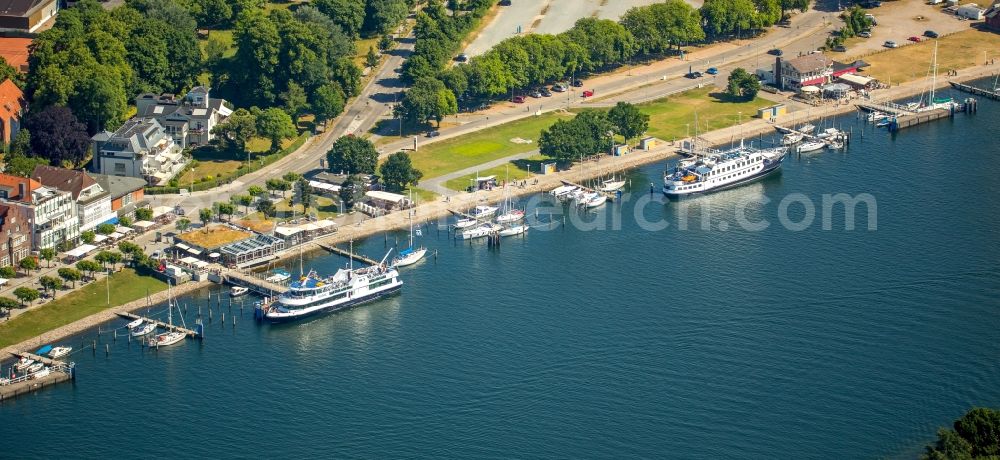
[{"left": 462, "top": 0, "right": 672, "bottom": 58}]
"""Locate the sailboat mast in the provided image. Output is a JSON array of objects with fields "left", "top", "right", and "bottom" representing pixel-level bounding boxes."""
[
  {"left": 930, "top": 41, "right": 938, "bottom": 104},
  {"left": 349, "top": 240, "right": 353, "bottom": 271}
]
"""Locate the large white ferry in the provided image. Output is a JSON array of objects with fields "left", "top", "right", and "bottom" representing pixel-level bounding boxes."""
[
  {"left": 264, "top": 251, "right": 402, "bottom": 323},
  {"left": 663, "top": 144, "right": 786, "bottom": 196}
]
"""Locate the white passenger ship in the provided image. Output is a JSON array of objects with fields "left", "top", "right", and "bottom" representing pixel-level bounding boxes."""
[
  {"left": 663, "top": 144, "right": 786, "bottom": 196},
  {"left": 264, "top": 251, "right": 402, "bottom": 323}
]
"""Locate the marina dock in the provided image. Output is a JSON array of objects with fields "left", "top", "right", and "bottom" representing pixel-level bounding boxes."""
[
  {"left": 315, "top": 242, "right": 381, "bottom": 266},
  {"left": 1, "top": 352, "right": 75, "bottom": 402},
  {"left": 855, "top": 101, "right": 916, "bottom": 117},
  {"left": 949, "top": 81, "right": 1000, "bottom": 101},
  {"left": 221, "top": 270, "right": 289, "bottom": 295},
  {"left": 559, "top": 180, "right": 617, "bottom": 201},
  {"left": 116, "top": 312, "right": 202, "bottom": 338}
]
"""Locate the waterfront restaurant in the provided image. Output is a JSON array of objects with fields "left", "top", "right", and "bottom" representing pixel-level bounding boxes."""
[{"left": 219, "top": 234, "right": 285, "bottom": 268}]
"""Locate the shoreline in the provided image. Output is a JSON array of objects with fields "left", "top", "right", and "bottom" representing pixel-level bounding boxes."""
[{"left": 3, "top": 64, "right": 996, "bottom": 357}]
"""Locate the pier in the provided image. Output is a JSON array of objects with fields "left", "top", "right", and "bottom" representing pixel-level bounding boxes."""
[
  {"left": 1, "top": 352, "right": 75, "bottom": 402},
  {"left": 886, "top": 108, "right": 953, "bottom": 132},
  {"left": 221, "top": 270, "right": 289, "bottom": 295},
  {"left": 116, "top": 312, "right": 202, "bottom": 338},
  {"left": 855, "top": 101, "right": 917, "bottom": 117},
  {"left": 949, "top": 81, "right": 1000, "bottom": 101},
  {"left": 315, "top": 242, "right": 381, "bottom": 266}
]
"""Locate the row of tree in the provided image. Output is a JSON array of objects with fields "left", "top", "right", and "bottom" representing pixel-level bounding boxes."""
[
  {"left": 401, "top": 0, "right": 496, "bottom": 84},
  {"left": 401, "top": 0, "right": 807, "bottom": 116},
  {"left": 538, "top": 102, "right": 650, "bottom": 163}
]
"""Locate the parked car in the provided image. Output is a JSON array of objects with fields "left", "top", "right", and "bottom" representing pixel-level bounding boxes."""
[
  {"left": 859, "top": 30, "right": 872, "bottom": 38},
  {"left": 768, "top": 48, "right": 783, "bottom": 56},
  {"left": 571, "top": 79, "right": 584, "bottom": 87},
  {"left": 924, "top": 30, "right": 939, "bottom": 38},
  {"left": 884, "top": 40, "right": 898, "bottom": 48},
  {"left": 427, "top": 130, "right": 440, "bottom": 138},
  {"left": 908, "top": 36, "right": 922, "bottom": 42},
  {"left": 706, "top": 67, "right": 718, "bottom": 75},
  {"left": 512, "top": 95, "right": 526, "bottom": 103},
  {"left": 454, "top": 53, "right": 469, "bottom": 63},
  {"left": 832, "top": 44, "right": 847, "bottom": 52},
  {"left": 685, "top": 71, "right": 703, "bottom": 79},
  {"left": 529, "top": 89, "right": 542, "bottom": 98},
  {"left": 552, "top": 83, "right": 568, "bottom": 92},
  {"left": 499, "top": 0, "right": 511, "bottom": 5},
  {"left": 582, "top": 90, "right": 594, "bottom": 97},
  {"left": 540, "top": 87, "right": 552, "bottom": 97}
]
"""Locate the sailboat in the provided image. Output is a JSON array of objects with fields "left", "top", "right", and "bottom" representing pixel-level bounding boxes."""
[
  {"left": 392, "top": 192, "right": 427, "bottom": 268},
  {"left": 149, "top": 282, "right": 186, "bottom": 347},
  {"left": 916, "top": 41, "right": 954, "bottom": 112},
  {"left": 597, "top": 172, "right": 626, "bottom": 192},
  {"left": 495, "top": 166, "right": 525, "bottom": 224}
]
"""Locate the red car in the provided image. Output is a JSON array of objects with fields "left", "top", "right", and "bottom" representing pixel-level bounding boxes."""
[
  {"left": 512, "top": 95, "right": 526, "bottom": 103},
  {"left": 582, "top": 90, "right": 594, "bottom": 97},
  {"left": 908, "top": 36, "right": 921, "bottom": 42}
]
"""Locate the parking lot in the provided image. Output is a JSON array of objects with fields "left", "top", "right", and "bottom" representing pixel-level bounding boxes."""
[{"left": 840, "top": 0, "right": 980, "bottom": 57}]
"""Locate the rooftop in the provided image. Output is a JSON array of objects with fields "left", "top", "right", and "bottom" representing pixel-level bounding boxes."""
[
  {"left": 0, "top": 37, "right": 31, "bottom": 71},
  {"left": 0, "top": 78, "right": 22, "bottom": 122},
  {"left": 32, "top": 165, "right": 105, "bottom": 203},
  {"left": 88, "top": 173, "right": 147, "bottom": 200},
  {"left": 176, "top": 225, "right": 253, "bottom": 250},
  {"left": 784, "top": 54, "right": 833, "bottom": 74},
  {"left": 0, "top": 173, "right": 40, "bottom": 203},
  {"left": 0, "top": 0, "right": 48, "bottom": 17}
]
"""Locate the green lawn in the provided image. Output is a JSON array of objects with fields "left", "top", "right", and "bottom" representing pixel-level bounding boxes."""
[
  {"left": 443, "top": 155, "right": 546, "bottom": 191},
  {"left": 272, "top": 195, "right": 342, "bottom": 219},
  {"left": 0, "top": 269, "right": 167, "bottom": 348},
  {"left": 409, "top": 112, "right": 575, "bottom": 179},
  {"left": 620, "top": 88, "right": 771, "bottom": 141},
  {"left": 178, "top": 149, "right": 243, "bottom": 185},
  {"left": 404, "top": 187, "right": 440, "bottom": 204}
]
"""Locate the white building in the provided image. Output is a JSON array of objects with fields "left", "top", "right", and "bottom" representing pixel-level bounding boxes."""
[
  {"left": 91, "top": 117, "right": 188, "bottom": 186},
  {"left": 0, "top": 173, "right": 79, "bottom": 250},
  {"left": 32, "top": 165, "right": 116, "bottom": 232},
  {"left": 135, "top": 86, "right": 233, "bottom": 149}
]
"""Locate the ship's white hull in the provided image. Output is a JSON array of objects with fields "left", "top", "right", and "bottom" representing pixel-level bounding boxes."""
[
  {"left": 664, "top": 151, "right": 784, "bottom": 196},
  {"left": 393, "top": 248, "right": 427, "bottom": 267},
  {"left": 265, "top": 278, "right": 403, "bottom": 323},
  {"left": 149, "top": 331, "right": 186, "bottom": 347},
  {"left": 499, "top": 225, "right": 528, "bottom": 236}
]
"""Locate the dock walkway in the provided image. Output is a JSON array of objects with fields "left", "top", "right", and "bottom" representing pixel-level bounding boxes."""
[
  {"left": 315, "top": 242, "right": 381, "bottom": 266},
  {"left": 1, "top": 352, "right": 74, "bottom": 401},
  {"left": 222, "top": 270, "right": 289, "bottom": 295},
  {"left": 855, "top": 101, "right": 916, "bottom": 116},
  {"left": 949, "top": 81, "right": 1000, "bottom": 100}
]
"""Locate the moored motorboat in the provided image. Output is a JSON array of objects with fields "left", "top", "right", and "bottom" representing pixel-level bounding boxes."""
[
  {"left": 454, "top": 217, "right": 478, "bottom": 229},
  {"left": 265, "top": 269, "right": 292, "bottom": 283},
  {"left": 125, "top": 318, "right": 143, "bottom": 329},
  {"left": 495, "top": 209, "right": 525, "bottom": 223},
  {"left": 31, "top": 367, "right": 50, "bottom": 379},
  {"left": 584, "top": 194, "right": 608, "bottom": 208},
  {"left": 131, "top": 322, "right": 157, "bottom": 336},
  {"left": 230, "top": 286, "right": 249, "bottom": 297},
  {"left": 469, "top": 205, "right": 498, "bottom": 219},
  {"left": 498, "top": 224, "right": 528, "bottom": 236},
  {"left": 549, "top": 184, "right": 576, "bottom": 198},
  {"left": 598, "top": 178, "right": 626, "bottom": 192},
  {"left": 781, "top": 132, "right": 804, "bottom": 145},
  {"left": 14, "top": 357, "right": 35, "bottom": 371},
  {"left": 48, "top": 346, "right": 72, "bottom": 359},
  {"left": 26, "top": 363, "right": 44, "bottom": 373},
  {"left": 797, "top": 141, "right": 826, "bottom": 153}
]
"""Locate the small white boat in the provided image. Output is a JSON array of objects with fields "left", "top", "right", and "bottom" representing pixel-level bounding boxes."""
[
  {"left": 125, "top": 318, "right": 143, "bottom": 329},
  {"left": 31, "top": 368, "right": 50, "bottom": 379},
  {"left": 495, "top": 209, "right": 525, "bottom": 223},
  {"left": 827, "top": 139, "right": 845, "bottom": 149},
  {"left": 584, "top": 194, "right": 608, "bottom": 208},
  {"left": 781, "top": 132, "right": 804, "bottom": 145},
  {"left": 48, "top": 346, "right": 72, "bottom": 359},
  {"left": 549, "top": 184, "right": 576, "bottom": 197},
  {"left": 149, "top": 331, "right": 186, "bottom": 347},
  {"left": 393, "top": 247, "right": 427, "bottom": 267},
  {"left": 816, "top": 128, "right": 842, "bottom": 139},
  {"left": 131, "top": 322, "right": 157, "bottom": 336},
  {"left": 14, "top": 357, "right": 35, "bottom": 371},
  {"left": 598, "top": 179, "right": 626, "bottom": 192},
  {"left": 866, "top": 111, "right": 885, "bottom": 122},
  {"left": 875, "top": 118, "right": 892, "bottom": 128},
  {"left": 498, "top": 224, "right": 528, "bottom": 236},
  {"left": 230, "top": 286, "right": 249, "bottom": 297},
  {"left": 454, "top": 217, "right": 478, "bottom": 229},
  {"left": 469, "top": 205, "right": 498, "bottom": 219},
  {"left": 26, "top": 363, "right": 44, "bottom": 373},
  {"left": 797, "top": 123, "right": 816, "bottom": 134},
  {"left": 265, "top": 270, "right": 292, "bottom": 283},
  {"left": 458, "top": 223, "right": 500, "bottom": 240},
  {"left": 798, "top": 141, "right": 826, "bottom": 153}
]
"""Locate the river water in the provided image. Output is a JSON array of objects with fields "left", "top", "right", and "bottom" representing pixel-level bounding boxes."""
[{"left": 2, "top": 83, "right": 999, "bottom": 458}]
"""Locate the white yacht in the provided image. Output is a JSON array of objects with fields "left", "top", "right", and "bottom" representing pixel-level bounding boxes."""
[
  {"left": 458, "top": 223, "right": 501, "bottom": 240},
  {"left": 583, "top": 194, "right": 608, "bottom": 208},
  {"left": 150, "top": 331, "right": 186, "bottom": 347},
  {"left": 781, "top": 132, "right": 804, "bottom": 145},
  {"left": 131, "top": 322, "right": 157, "bottom": 336},
  {"left": 499, "top": 224, "right": 528, "bottom": 236},
  {"left": 265, "top": 269, "right": 292, "bottom": 284},
  {"left": 598, "top": 178, "right": 626, "bottom": 192},
  {"left": 663, "top": 144, "right": 786, "bottom": 196},
  {"left": 230, "top": 286, "right": 249, "bottom": 297},
  {"left": 393, "top": 213, "right": 426, "bottom": 268},
  {"left": 798, "top": 140, "right": 826, "bottom": 152},
  {"left": 48, "top": 347, "right": 72, "bottom": 359},
  {"left": 263, "top": 251, "right": 402, "bottom": 323},
  {"left": 550, "top": 184, "right": 577, "bottom": 198},
  {"left": 470, "top": 205, "right": 498, "bottom": 219}
]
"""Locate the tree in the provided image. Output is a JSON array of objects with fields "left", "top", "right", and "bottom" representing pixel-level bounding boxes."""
[
  {"left": 24, "top": 106, "right": 92, "bottom": 167},
  {"left": 467, "top": 53, "right": 515, "bottom": 98},
  {"left": 364, "top": 0, "right": 408, "bottom": 36},
  {"left": 96, "top": 223, "right": 116, "bottom": 235},
  {"left": 378, "top": 34, "right": 394, "bottom": 52},
  {"left": 235, "top": 194, "right": 254, "bottom": 214},
  {"left": 212, "top": 108, "right": 257, "bottom": 152},
  {"left": 338, "top": 174, "right": 364, "bottom": 210},
  {"left": 257, "top": 198, "right": 276, "bottom": 217},
  {"left": 97, "top": 250, "right": 124, "bottom": 271},
  {"left": 924, "top": 408, "right": 1000, "bottom": 459},
  {"left": 40, "top": 275, "right": 64, "bottom": 298},
  {"left": 397, "top": 77, "right": 457, "bottom": 127},
  {"left": 76, "top": 259, "right": 101, "bottom": 280},
  {"left": 10, "top": 128, "right": 30, "bottom": 157},
  {"left": 311, "top": 83, "right": 346, "bottom": 125},
  {"left": 314, "top": 0, "right": 366, "bottom": 37},
  {"left": 296, "top": 178, "right": 313, "bottom": 213},
  {"left": 38, "top": 247, "right": 56, "bottom": 268},
  {"left": 199, "top": 207, "right": 214, "bottom": 225},
  {"left": 135, "top": 207, "right": 153, "bottom": 221},
  {"left": 379, "top": 151, "right": 423, "bottom": 192},
  {"left": 117, "top": 241, "right": 143, "bottom": 265},
  {"left": 58, "top": 267, "right": 83, "bottom": 288},
  {"left": 119, "top": 216, "right": 133, "bottom": 228},
  {"left": 18, "top": 256, "right": 37, "bottom": 275},
  {"left": 607, "top": 102, "right": 649, "bottom": 145},
  {"left": 256, "top": 107, "right": 297, "bottom": 151},
  {"left": 0, "top": 265, "right": 15, "bottom": 279},
  {"left": 327, "top": 136, "right": 378, "bottom": 175},
  {"left": 175, "top": 218, "right": 191, "bottom": 231},
  {"left": 81, "top": 230, "right": 96, "bottom": 244},
  {"left": 780, "top": 0, "right": 809, "bottom": 12},
  {"left": 232, "top": 9, "right": 281, "bottom": 105},
  {"left": 726, "top": 67, "right": 760, "bottom": 100},
  {"left": 620, "top": 1, "right": 704, "bottom": 56},
  {"left": 539, "top": 110, "right": 612, "bottom": 163},
  {"left": 4, "top": 153, "right": 50, "bottom": 178},
  {"left": 247, "top": 185, "right": 265, "bottom": 198},
  {"left": 366, "top": 46, "right": 380, "bottom": 69},
  {"left": 13, "top": 287, "right": 40, "bottom": 306},
  {"left": 280, "top": 81, "right": 309, "bottom": 120},
  {"left": 283, "top": 172, "right": 301, "bottom": 183},
  {"left": 192, "top": 0, "right": 233, "bottom": 27},
  {"left": 215, "top": 202, "right": 236, "bottom": 220},
  {"left": 0, "top": 296, "right": 18, "bottom": 315}
]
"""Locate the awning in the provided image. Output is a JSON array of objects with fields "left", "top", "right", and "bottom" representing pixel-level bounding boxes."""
[
  {"left": 187, "top": 247, "right": 202, "bottom": 255},
  {"left": 116, "top": 226, "right": 134, "bottom": 234},
  {"left": 64, "top": 244, "right": 97, "bottom": 258},
  {"left": 0, "top": 278, "right": 8, "bottom": 286},
  {"left": 175, "top": 242, "right": 191, "bottom": 251},
  {"left": 101, "top": 216, "right": 120, "bottom": 225},
  {"left": 314, "top": 219, "right": 336, "bottom": 229},
  {"left": 474, "top": 175, "right": 496, "bottom": 182},
  {"left": 133, "top": 220, "right": 156, "bottom": 229},
  {"left": 275, "top": 226, "right": 302, "bottom": 237},
  {"left": 838, "top": 73, "right": 873, "bottom": 86},
  {"left": 365, "top": 190, "right": 407, "bottom": 204},
  {"left": 799, "top": 77, "right": 826, "bottom": 86},
  {"left": 180, "top": 256, "right": 199, "bottom": 265},
  {"left": 800, "top": 85, "right": 820, "bottom": 93},
  {"left": 152, "top": 206, "right": 173, "bottom": 217},
  {"left": 109, "top": 232, "right": 124, "bottom": 239},
  {"left": 93, "top": 234, "right": 109, "bottom": 243},
  {"left": 209, "top": 252, "right": 220, "bottom": 258}
]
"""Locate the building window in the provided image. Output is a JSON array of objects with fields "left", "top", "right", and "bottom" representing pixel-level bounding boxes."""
[{"left": 123, "top": 192, "right": 133, "bottom": 205}]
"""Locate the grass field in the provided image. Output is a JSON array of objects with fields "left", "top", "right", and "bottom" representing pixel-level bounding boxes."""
[
  {"left": 859, "top": 29, "right": 1000, "bottom": 85},
  {"left": 0, "top": 269, "right": 167, "bottom": 349},
  {"left": 404, "top": 187, "right": 440, "bottom": 204},
  {"left": 443, "top": 155, "right": 546, "bottom": 191},
  {"left": 409, "top": 112, "right": 575, "bottom": 179},
  {"left": 638, "top": 89, "right": 772, "bottom": 141},
  {"left": 177, "top": 149, "right": 243, "bottom": 185},
  {"left": 272, "top": 195, "right": 342, "bottom": 219}
]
